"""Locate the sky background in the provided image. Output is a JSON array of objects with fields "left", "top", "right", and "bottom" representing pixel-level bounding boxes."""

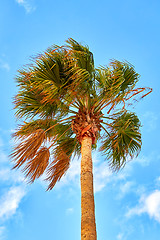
[{"left": 0, "top": 0, "right": 160, "bottom": 239}]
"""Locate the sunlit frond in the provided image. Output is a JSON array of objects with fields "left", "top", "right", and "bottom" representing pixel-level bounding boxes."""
[
  {"left": 14, "top": 49, "right": 71, "bottom": 119},
  {"left": 24, "top": 147, "right": 50, "bottom": 183},
  {"left": 109, "top": 60, "right": 139, "bottom": 92},
  {"left": 95, "top": 60, "right": 152, "bottom": 113},
  {"left": 66, "top": 38, "right": 94, "bottom": 74},
  {"left": 11, "top": 129, "right": 46, "bottom": 169},
  {"left": 100, "top": 111, "right": 142, "bottom": 171},
  {"left": 46, "top": 137, "right": 79, "bottom": 190},
  {"left": 13, "top": 119, "right": 57, "bottom": 138}
]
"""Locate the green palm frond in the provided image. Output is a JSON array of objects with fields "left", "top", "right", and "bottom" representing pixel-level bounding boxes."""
[
  {"left": 95, "top": 60, "right": 141, "bottom": 113},
  {"left": 13, "top": 119, "right": 61, "bottom": 139},
  {"left": 66, "top": 38, "right": 94, "bottom": 74},
  {"left": 100, "top": 111, "right": 142, "bottom": 171},
  {"left": 14, "top": 49, "right": 71, "bottom": 119},
  {"left": 110, "top": 60, "right": 139, "bottom": 92}
]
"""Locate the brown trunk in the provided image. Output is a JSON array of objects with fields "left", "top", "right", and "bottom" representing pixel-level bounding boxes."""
[{"left": 81, "top": 137, "right": 97, "bottom": 240}]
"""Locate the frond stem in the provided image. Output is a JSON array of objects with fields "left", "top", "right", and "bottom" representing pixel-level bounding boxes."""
[
  {"left": 48, "top": 126, "right": 72, "bottom": 149},
  {"left": 100, "top": 124, "right": 110, "bottom": 136},
  {"left": 44, "top": 116, "right": 73, "bottom": 133}
]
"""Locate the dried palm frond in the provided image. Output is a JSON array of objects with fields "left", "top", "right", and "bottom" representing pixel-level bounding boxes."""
[
  {"left": 11, "top": 129, "right": 46, "bottom": 169},
  {"left": 24, "top": 147, "right": 50, "bottom": 183},
  {"left": 46, "top": 150, "right": 70, "bottom": 190},
  {"left": 13, "top": 119, "right": 60, "bottom": 139},
  {"left": 45, "top": 136, "right": 79, "bottom": 190}
]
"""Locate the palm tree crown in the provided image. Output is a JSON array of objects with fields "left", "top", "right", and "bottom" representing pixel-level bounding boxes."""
[{"left": 11, "top": 38, "right": 152, "bottom": 189}]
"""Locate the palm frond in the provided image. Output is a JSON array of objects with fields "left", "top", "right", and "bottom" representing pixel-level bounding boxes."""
[
  {"left": 11, "top": 129, "right": 46, "bottom": 169},
  {"left": 13, "top": 119, "right": 57, "bottom": 138},
  {"left": 46, "top": 137, "right": 79, "bottom": 190},
  {"left": 110, "top": 60, "right": 139, "bottom": 92},
  {"left": 66, "top": 38, "right": 94, "bottom": 74},
  {"left": 14, "top": 49, "right": 71, "bottom": 119},
  {"left": 13, "top": 118, "right": 73, "bottom": 140},
  {"left": 95, "top": 61, "right": 152, "bottom": 113},
  {"left": 24, "top": 147, "right": 50, "bottom": 183},
  {"left": 100, "top": 111, "right": 142, "bottom": 171}
]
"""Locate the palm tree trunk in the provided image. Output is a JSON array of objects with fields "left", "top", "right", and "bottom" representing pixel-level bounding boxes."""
[{"left": 81, "top": 136, "right": 97, "bottom": 240}]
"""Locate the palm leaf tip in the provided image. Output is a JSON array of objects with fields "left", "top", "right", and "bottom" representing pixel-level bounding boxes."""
[
  {"left": 11, "top": 129, "right": 46, "bottom": 169},
  {"left": 24, "top": 147, "right": 50, "bottom": 183},
  {"left": 100, "top": 111, "right": 142, "bottom": 171},
  {"left": 46, "top": 151, "right": 70, "bottom": 191},
  {"left": 45, "top": 137, "right": 79, "bottom": 190},
  {"left": 110, "top": 60, "right": 140, "bottom": 91}
]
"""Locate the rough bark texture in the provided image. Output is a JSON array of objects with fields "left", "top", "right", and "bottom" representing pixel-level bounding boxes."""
[{"left": 81, "top": 137, "right": 97, "bottom": 240}]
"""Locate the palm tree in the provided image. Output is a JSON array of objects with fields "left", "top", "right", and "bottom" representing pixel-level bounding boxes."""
[{"left": 11, "top": 38, "right": 152, "bottom": 240}]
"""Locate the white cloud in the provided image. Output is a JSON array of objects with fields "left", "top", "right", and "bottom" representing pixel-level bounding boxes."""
[
  {"left": 117, "top": 233, "right": 123, "bottom": 240},
  {"left": 0, "top": 226, "right": 5, "bottom": 240},
  {"left": 54, "top": 158, "right": 80, "bottom": 189},
  {"left": 0, "top": 150, "right": 8, "bottom": 163},
  {"left": 156, "top": 176, "right": 160, "bottom": 187},
  {"left": 126, "top": 190, "right": 160, "bottom": 223},
  {"left": 94, "top": 161, "right": 112, "bottom": 193},
  {"left": 0, "top": 138, "right": 8, "bottom": 163},
  {"left": 0, "top": 168, "right": 13, "bottom": 182},
  {"left": 0, "top": 134, "right": 27, "bottom": 238},
  {"left": 65, "top": 159, "right": 80, "bottom": 182},
  {"left": 0, "top": 140, "right": 25, "bottom": 183},
  {"left": 0, "top": 186, "right": 26, "bottom": 220},
  {"left": 116, "top": 226, "right": 134, "bottom": 240},
  {"left": 0, "top": 60, "right": 10, "bottom": 72},
  {"left": 133, "top": 155, "right": 152, "bottom": 167},
  {"left": 0, "top": 137, "right": 7, "bottom": 162},
  {"left": 66, "top": 208, "right": 74, "bottom": 215},
  {"left": 15, "top": 0, "right": 36, "bottom": 13},
  {"left": 117, "top": 181, "right": 135, "bottom": 199},
  {"left": 0, "top": 168, "right": 25, "bottom": 184}
]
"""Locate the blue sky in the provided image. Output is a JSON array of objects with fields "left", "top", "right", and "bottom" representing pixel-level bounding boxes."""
[{"left": 0, "top": 0, "right": 160, "bottom": 239}]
